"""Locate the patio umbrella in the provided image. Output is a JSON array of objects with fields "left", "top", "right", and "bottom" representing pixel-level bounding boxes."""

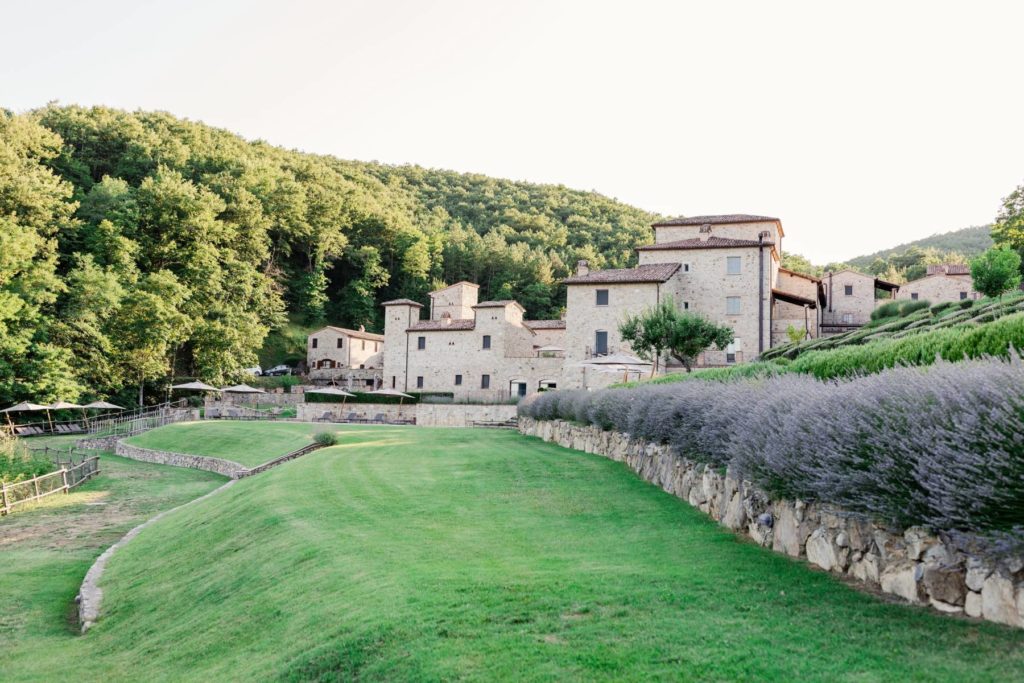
[
  {"left": 1, "top": 402, "right": 49, "bottom": 430},
  {"left": 171, "top": 381, "right": 221, "bottom": 392},
  {"left": 49, "top": 401, "right": 86, "bottom": 431},
  {"left": 221, "top": 384, "right": 266, "bottom": 394},
  {"left": 82, "top": 401, "right": 125, "bottom": 410},
  {"left": 306, "top": 386, "right": 356, "bottom": 409},
  {"left": 535, "top": 345, "right": 565, "bottom": 356},
  {"left": 366, "top": 388, "right": 414, "bottom": 411}
]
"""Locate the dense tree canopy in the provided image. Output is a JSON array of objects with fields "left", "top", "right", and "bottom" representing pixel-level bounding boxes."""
[{"left": 0, "top": 105, "right": 656, "bottom": 406}]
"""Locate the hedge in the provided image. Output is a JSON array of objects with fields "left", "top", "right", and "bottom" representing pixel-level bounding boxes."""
[{"left": 522, "top": 355, "right": 1024, "bottom": 553}]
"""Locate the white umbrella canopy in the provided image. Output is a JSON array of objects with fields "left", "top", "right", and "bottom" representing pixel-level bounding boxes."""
[
  {"left": 171, "top": 381, "right": 221, "bottom": 392},
  {"left": 0, "top": 402, "right": 49, "bottom": 413},
  {"left": 306, "top": 387, "right": 356, "bottom": 398},
  {"left": 221, "top": 384, "right": 266, "bottom": 394},
  {"left": 82, "top": 401, "right": 125, "bottom": 410},
  {"left": 536, "top": 345, "right": 565, "bottom": 353},
  {"left": 366, "top": 388, "right": 414, "bottom": 399},
  {"left": 48, "top": 401, "right": 83, "bottom": 410}
]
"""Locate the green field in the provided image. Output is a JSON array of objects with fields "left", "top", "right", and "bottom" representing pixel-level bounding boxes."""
[
  {"left": 123, "top": 421, "right": 336, "bottom": 466},
  {"left": 3, "top": 423, "right": 1023, "bottom": 681}
]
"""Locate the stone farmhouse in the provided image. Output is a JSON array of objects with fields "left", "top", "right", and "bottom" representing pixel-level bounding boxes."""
[
  {"left": 308, "top": 216, "right": 985, "bottom": 398},
  {"left": 306, "top": 325, "right": 385, "bottom": 387},
  {"left": 896, "top": 264, "right": 979, "bottom": 303}
]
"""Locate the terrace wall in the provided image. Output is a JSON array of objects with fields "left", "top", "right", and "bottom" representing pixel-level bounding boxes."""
[
  {"left": 114, "top": 442, "right": 247, "bottom": 478},
  {"left": 296, "top": 402, "right": 517, "bottom": 427},
  {"left": 519, "top": 417, "right": 1024, "bottom": 630}
]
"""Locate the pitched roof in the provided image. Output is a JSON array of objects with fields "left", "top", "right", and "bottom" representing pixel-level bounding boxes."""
[
  {"left": 429, "top": 281, "right": 480, "bottom": 295},
  {"left": 319, "top": 326, "right": 386, "bottom": 342},
  {"left": 563, "top": 263, "right": 681, "bottom": 285},
  {"left": 473, "top": 300, "right": 520, "bottom": 309},
  {"left": 381, "top": 298, "right": 424, "bottom": 307},
  {"left": 637, "top": 236, "right": 773, "bottom": 251},
  {"left": 524, "top": 319, "right": 567, "bottom": 330},
  {"left": 407, "top": 319, "right": 476, "bottom": 332},
  {"left": 651, "top": 214, "right": 779, "bottom": 227},
  {"left": 777, "top": 266, "right": 821, "bottom": 283}
]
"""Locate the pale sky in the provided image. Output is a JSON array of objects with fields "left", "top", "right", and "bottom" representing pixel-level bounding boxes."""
[{"left": 2, "top": 0, "right": 1022, "bottom": 263}]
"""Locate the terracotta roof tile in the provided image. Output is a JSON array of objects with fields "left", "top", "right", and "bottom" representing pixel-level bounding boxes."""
[
  {"left": 563, "top": 263, "right": 681, "bottom": 285},
  {"left": 637, "top": 236, "right": 772, "bottom": 251},
  {"left": 524, "top": 320, "right": 567, "bottom": 330},
  {"left": 407, "top": 320, "right": 476, "bottom": 331},
  {"left": 651, "top": 214, "right": 779, "bottom": 227},
  {"left": 321, "top": 326, "right": 386, "bottom": 342},
  {"left": 381, "top": 298, "right": 423, "bottom": 307}
]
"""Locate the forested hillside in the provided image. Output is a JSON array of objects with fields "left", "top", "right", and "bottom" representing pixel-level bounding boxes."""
[
  {"left": 0, "top": 105, "right": 656, "bottom": 405},
  {"left": 847, "top": 225, "right": 993, "bottom": 269}
]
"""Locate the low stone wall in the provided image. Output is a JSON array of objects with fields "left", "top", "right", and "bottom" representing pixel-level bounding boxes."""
[
  {"left": 519, "top": 417, "right": 1024, "bottom": 629},
  {"left": 115, "top": 442, "right": 247, "bottom": 479},
  {"left": 296, "top": 402, "right": 517, "bottom": 427},
  {"left": 76, "top": 435, "right": 121, "bottom": 451}
]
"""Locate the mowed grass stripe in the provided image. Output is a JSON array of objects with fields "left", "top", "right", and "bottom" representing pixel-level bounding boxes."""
[{"left": 6, "top": 424, "right": 1024, "bottom": 681}]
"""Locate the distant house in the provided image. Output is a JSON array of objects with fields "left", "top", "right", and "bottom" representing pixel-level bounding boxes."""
[
  {"left": 821, "top": 269, "right": 900, "bottom": 331},
  {"left": 897, "top": 264, "right": 979, "bottom": 303},
  {"left": 382, "top": 283, "right": 565, "bottom": 399},
  {"left": 307, "top": 326, "right": 385, "bottom": 385}
]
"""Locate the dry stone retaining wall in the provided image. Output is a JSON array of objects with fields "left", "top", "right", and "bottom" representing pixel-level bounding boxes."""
[
  {"left": 115, "top": 442, "right": 247, "bottom": 478},
  {"left": 519, "top": 417, "right": 1024, "bottom": 629}
]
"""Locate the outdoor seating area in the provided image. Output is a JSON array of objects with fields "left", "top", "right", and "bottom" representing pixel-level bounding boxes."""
[{"left": 314, "top": 410, "right": 416, "bottom": 426}]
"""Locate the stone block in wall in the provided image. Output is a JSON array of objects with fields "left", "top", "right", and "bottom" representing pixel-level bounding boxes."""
[
  {"left": 923, "top": 566, "right": 967, "bottom": 607},
  {"left": 772, "top": 502, "right": 809, "bottom": 558},
  {"left": 981, "top": 573, "right": 1021, "bottom": 627},
  {"left": 849, "top": 552, "right": 881, "bottom": 584},
  {"left": 806, "top": 528, "right": 849, "bottom": 573},
  {"left": 880, "top": 562, "right": 925, "bottom": 604}
]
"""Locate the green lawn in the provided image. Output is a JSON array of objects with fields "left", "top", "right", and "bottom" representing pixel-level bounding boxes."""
[
  {"left": 1, "top": 453, "right": 225, "bottom": 679},
  {"left": 123, "top": 420, "right": 335, "bottom": 466},
  {"left": 4, "top": 424, "right": 1023, "bottom": 681}
]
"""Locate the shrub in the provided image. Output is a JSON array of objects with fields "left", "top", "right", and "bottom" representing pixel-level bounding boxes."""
[
  {"left": 314, "top": 432, "right": 338, "bottom": 447},
  {"left": 898, "top": 299, "right": 931, "bottom": 316},
  {"left": 871, "top": 301, "right": 900, "bottom": 321},
  {"left": 0, "top": 433, "right": 52, "bottom": 483},
  {"left": 522, "top": 355, "right": 1024, "bottom": 549}
]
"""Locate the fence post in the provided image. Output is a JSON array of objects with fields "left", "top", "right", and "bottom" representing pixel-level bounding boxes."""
[
  {"left": 61, "top": 468, "right": 69, "bottom": 493},
  {"left": 1, "top": 482, "right": 8, "bottom": 515},
  {"left": 33, "top": 476, "right": 40, "bottom": 499}
]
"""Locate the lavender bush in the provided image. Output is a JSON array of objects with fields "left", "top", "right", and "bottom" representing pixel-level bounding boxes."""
[{"left": 520, "top": 355, "right": 1024, "bottom": 545}]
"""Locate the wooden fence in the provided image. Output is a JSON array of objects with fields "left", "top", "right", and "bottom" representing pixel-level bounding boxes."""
[{"left": 1, "top": 455, "right": 101, "bottom": 516}]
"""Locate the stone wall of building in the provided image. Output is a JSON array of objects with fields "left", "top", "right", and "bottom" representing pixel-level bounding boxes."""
[
  {"left": 519, "top": 417, "right": 1024, "bottom": 629},
  {"left": 296, "top": 401, "right": 517, "bottom": 427},
  {"left": 897, "top": 274, "right": 978, "bottom": 303},
  {"left": 823, "top": 270, "right": 877, "bottom": 325}
]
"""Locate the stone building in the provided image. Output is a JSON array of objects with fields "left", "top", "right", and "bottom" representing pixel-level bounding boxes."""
[
  {"left": 820, "top": 269, "right": 900, "bottom": 332},
  {"left": 382, "top": 282, "right": 565, "bottom": 400},
  {"left": 896, "top": 264, "right": 978, "bottom": 303},
  {"left": 306, "top": 326, "right": 385, "bottom": 386}
]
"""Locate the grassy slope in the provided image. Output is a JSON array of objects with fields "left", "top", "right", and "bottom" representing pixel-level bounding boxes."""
[
  {"left": 1, "top": 453, "right": 224, "bottom": 677},
  {"left": 123, "top": 421, "right": 335, "bottom": 467},
  {"left": 7, "top": 425, "right": 1023, "bottom": 681}
]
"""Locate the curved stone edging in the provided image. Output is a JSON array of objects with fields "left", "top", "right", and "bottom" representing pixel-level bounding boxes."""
[
  {"left": 115, "top": 442, "right": 248, "bottom": 478},
  {"left": 77, "top": 479, "right": 236, "bottom": 633},
  {"left": 519, "top": 417, "right": 1024, "bottom": 629}
]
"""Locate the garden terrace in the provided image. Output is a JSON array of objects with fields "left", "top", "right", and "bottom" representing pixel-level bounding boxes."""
[{"left": 3, "top": 425, "right": 1024, "bottom": 680}]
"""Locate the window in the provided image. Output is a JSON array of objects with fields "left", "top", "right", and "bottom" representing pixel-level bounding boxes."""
[
  {"left": 416, "top": 376, "right": 424, "bottom": 389},
  {"left": 683, "top": 263, "right": 690, "bottom": 272},
  {"left": 482, "top": 335, "right": 491, "bottom": 349},
  {"left": 726, "top": 256, "right": 741, "bottom": 275},
  {"left": 725, "top": 339, "right": 741, "bottom": 364},
  {"left": 455, "top": 374, "right": 463, "bottom": 386},
  {"left": 960, "top": 291, "right": 968, "bottom": 300},
  {"left": 311, "top": 338, "right": 318, "bottom": 349},
  {"left": 595, "top": 330, "right": 608, "bottom": 355},
  {"left": 391, "top": 376, "right": 396, "bottom": 388},
  {"left": 842, "top": 313, "right": 854, "bottom": 324},
  {"left": 336, "top": 338, "right": 343, "bottom": 349},
  {"left": 911, "top": 293, "right": 919, "bottom": 301},
  {"left": 844, "top": 285, "right": 853, "bottom": 296},
  {"left": 726, "top": 297, "right": 741, "bottom": 315},
  {"left": 417, "top": 336, "right": 426, "bottom": 350},
  {"left": 596, "top": 289, "right": 609, "bottom": 306},
  {"left": 361, "top": 340, "right": 366, "bottom": 350},
  {"left": 726, "top": 352, "right": 736, "bottom": 364},
  {"left": 481, "top": 374, "right": 490, "bottom": 389},
  {"left": 682, "top": 301, "right": 689, "bottom": 310}
]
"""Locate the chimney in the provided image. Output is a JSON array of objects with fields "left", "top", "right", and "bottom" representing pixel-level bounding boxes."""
[
  {"left": 699, "top": 224, "right": 712, "bottom": 242},
  {"left": 576, "top": 259, "right": 590, "bottom": 276},
  {"left": 441, "top": 311, "right": 452, "bottom": 326},
  {"left": 358, "top": 324, "right": 365, "bottom": 332}
]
